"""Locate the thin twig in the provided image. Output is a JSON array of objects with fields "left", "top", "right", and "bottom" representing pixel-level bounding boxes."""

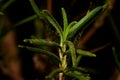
[
  {"left": 47, "top": 0, "right": 52, "bottom": 13},
  {"left": 90, "top": 42, "right": 112, "bottom": 53}
]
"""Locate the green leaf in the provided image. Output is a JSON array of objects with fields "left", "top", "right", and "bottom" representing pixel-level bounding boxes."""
[
  {"left": 29, "top": 0, "right": 44, "bottom": 19},
  {"left": 65, "top": 71, "right": 90, "bottom": 80},
  {"left": 61, "top": 8, "right": 68, "bottom": 31},
  {"left": 77, "top": 49, "right": 96, "bottom": 57},
  {"left": 0, "top": 15, "right": 37, "bottom": 41},
  {"left": 18, "top": 45, "right": 60, "bottom": 65},
  {"left": 42, "top": 10, "right": 63, "bottom": 38},
  {"left": 24, "top": 39, "right": 60, "bottom": 48},
  {"left": 65, "top": 41, "right": 77, "bottom": 67},
  {"left": 63, "top": 21, "right": 77, "bottom": 40},
  {"left": 73, "top": 30, "right": 83, "bottom": 46},
  {"left": 76, "top": 55, "right": 82, "bottom": 66},
  {"left": 1, "top": 0, "right": 15, "bottom": 11},
  {"left": 13, "top": 15, "right": 37, "bottom": 27},
  {"left": 46, "top": 68, "right": 63, "bottom": 80},
  {"left": 65, "top": 71, "right": 81, "bottom": 80},
  {"left": 29, "top": 0, "right": 59, "bottom": 41},
  {"left": 68, "top": 6, "right": 103, "bottom": 38},
  {"left": 63, "top": 50, "right": 82, "bottom": 66},
  {"left": 69, "top": 67, "right": 94, "bottom": 74}
]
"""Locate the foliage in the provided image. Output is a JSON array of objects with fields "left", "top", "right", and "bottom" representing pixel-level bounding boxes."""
[
  {"left": 18, "top": 0, "right": 108, "bottom": 80},
  {"left": 1, "top": 0, "right": 119, "bottom": 80}
]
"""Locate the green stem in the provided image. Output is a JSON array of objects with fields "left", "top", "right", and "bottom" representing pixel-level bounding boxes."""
[
  {"left": 1, "top": 0, "right": 15, "bottom": 11},
  {"left": 59, "top": 41, "right": 67, "bottom": 80}
]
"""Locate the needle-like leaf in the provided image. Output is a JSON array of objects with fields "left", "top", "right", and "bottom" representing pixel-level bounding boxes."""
[
  {"left": 65, "top": 41, "right": 77, "bottom": 67},
  {"left": 77, "top": 49, "right": 96, "bottom": 57},
  {"left": 65, "top": 71, "right": 90, "bottom": 80},
  {"left": 76, "top": 55, "right": 82, "bottom": 66},
  {"left": 29, "top": 0, "right": 44, "bottom": 19},
  {"left": 46, "top": 68, "right": 63, "bottom": 80},
  {"left": 12, "top": 15, "right": 37, "bottom": 28},
  {"left": 69, "top": 67, "right": 96, "bottom": 74},
  {"left": 68, "top": 6, "right": 103, "bottom": 38},
  {"left": 0, "top": 15, "right": 37, "bottom": 41},
  {"left": 1, "top": 0, "right": 15, "bottom": 11},
  {"left": 24, "top": 39, "right": 60, "bottom": 48},
  {"left": 63, "top": 21, "right": 77, "bottom": 40},
  {"left": 18, "top": 45, "right": 60, "bottom": 65},
  {"left": 68, "top": 67, "right": 90, "bottom": 73},
  {"left": 42, "top": 10, "right": 63, "bottom": 38},
  {"left": 61, "top": 8, "right": 68, "bottom": 31}
]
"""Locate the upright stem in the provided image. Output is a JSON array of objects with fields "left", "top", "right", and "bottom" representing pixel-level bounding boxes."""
[{"left": 59, "top": 41, "right": 67, "bottom": 80}]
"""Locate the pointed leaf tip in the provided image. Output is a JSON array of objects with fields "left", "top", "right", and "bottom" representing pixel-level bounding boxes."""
[
  {"left": 77, "top": 49, "right": 96, "bottom": 57},
  {"left": 18, "top": 45, "right": 25, "bottom": 48},
  {"left": 42, "top": 10, "right": 63, "bottom": 38},
  {"left": 61, "top": 7, "right": 68, "bottom": 31}
]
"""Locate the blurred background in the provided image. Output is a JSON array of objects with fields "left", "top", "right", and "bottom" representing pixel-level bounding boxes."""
[{"left": 0, "top": 0, "right": 120, "bottom": 80}]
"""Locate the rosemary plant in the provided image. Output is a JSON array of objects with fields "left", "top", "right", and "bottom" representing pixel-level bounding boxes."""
[
  {"left": 18, "top": 0, "right": 109, "bottom": 80},
  {"left": 0, "top": 0, "right": 109, "bottom": 80}
]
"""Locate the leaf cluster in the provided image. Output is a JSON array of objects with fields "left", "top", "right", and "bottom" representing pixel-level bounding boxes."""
[{"left": 0, "top": 0, "right": 109, "bottom": 80}]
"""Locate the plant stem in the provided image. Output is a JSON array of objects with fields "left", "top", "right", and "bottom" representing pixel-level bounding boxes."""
[
  {"left": 59, "top": 41, "right": 67, "bottom": 80},
  {"left": 59, "top": 73, "right": 64, "bottom": 80}
]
